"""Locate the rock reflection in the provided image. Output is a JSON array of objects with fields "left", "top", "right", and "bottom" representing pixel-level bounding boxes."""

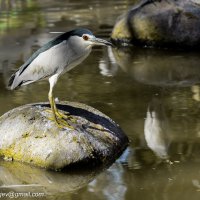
[
  {"left": 112, "top": 47, "right": 200, "bottom": 86},
  {"left": 0, "top": 160, "right": 100, "bottom": 195},
  {"left": 144, "top": 98, "right": 169, "bottom": 159}
]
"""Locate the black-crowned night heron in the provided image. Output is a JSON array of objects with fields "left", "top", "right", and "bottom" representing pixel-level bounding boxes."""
[{"left": 8, "top": 28, "right": 113, "bottom": 128}]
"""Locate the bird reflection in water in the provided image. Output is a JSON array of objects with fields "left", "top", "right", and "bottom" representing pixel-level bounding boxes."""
[{"left": 144, "top": 98, "right": 170, "bottom": 160}]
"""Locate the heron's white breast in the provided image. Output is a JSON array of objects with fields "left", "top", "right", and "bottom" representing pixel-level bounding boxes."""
[{"left": 61, "top": 35, "right": 92, "bottom": 73}]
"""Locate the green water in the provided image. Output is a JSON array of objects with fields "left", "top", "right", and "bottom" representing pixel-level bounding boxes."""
[{"left": 0, "top": 0, "right": 200, "bottom": 200}]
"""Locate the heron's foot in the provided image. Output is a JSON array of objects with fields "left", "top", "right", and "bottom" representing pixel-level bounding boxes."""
[
  {"left": 56, "top": 118, "right": 74, "bottom": 130},
  {"left": 48, "top": 116, "right": 74, "bottom": 130},
  {"left": 45, "top": 108, "right": 77, "bottom": 123},
  {"left": 55, "top": 110, "right": 77, "bottom": 123}
]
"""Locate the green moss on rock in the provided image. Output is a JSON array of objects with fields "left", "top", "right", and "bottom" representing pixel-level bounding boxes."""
[
  {"left": 111, "top": 0, "right": 200, "bottom": 48},
  {"left": 0, "top": 101, "right": 128, "bottom": 170}
]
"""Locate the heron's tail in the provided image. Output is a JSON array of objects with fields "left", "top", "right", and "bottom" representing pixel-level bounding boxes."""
[
  {"left": 8, "top": 71, "right": 21, "bottom": 90},
  {"left": 8, "top": 73, "right": 15, "bottom": 87},
  {"left": 8, "top": 71, "right": 35, "bottom": 90}
]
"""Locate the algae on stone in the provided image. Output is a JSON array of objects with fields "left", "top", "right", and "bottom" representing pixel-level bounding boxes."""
[
  {"left": 111, "top": 0, "right": 200, "bottom": 48},
  {"left": 0, "top": 101, "right": 128, "bottom": 170}
]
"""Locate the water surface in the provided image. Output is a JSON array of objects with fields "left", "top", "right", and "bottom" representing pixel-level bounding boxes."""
[{"left": 0, "top": 1, "right": 200, "bottom": 200}]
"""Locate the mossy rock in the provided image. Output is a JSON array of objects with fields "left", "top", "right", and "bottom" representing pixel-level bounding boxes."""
[
  {"left": 0, "top": 101, "right": 128, "bottom": 170},
  {"left": 111, "top": 0, "right": 200, "bottom": 48}
]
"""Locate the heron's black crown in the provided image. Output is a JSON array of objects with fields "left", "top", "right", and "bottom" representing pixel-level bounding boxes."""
[
  {"left": 51, "top": 28, "right": 93, "bottom": 44},
  {"left": 68, "top": 28, "right": 93, "bottom": 37}
]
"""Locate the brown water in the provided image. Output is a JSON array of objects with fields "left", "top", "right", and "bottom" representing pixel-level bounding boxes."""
[{"left": 0, "top": 0, "right": 200, "bottom": 200}]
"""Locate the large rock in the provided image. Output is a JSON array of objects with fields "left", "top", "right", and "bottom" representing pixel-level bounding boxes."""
[
  {"left": 0, "top": 101, "right": 128, "bottom": 170},
  {"left": 111, "top": 0, "right": 200, "bottom": 48}
]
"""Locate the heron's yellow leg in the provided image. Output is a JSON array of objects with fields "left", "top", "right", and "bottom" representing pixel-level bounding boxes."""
[
  {"left": 48, "top": 94, "right": 74, "bottom": 129},
  {"left": 48, "top": 75, "right": 74, "bottom": 129}
]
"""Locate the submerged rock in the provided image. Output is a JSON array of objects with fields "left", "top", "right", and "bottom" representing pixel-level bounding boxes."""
[
  {"left": 111, "top": 0, "right": 200, "bottom": 48},
  {"left": 0, "top": 101, "right": 128, "bottom": 170}
]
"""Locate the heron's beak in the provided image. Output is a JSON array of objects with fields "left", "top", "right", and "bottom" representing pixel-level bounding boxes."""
[{"left": 92, "top": 38, "right": 114, "bottom": 47}]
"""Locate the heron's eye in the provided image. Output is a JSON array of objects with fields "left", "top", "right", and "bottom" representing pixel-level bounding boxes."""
[{"left": 82, "top": 35, "right": 89, "bottom": 41}]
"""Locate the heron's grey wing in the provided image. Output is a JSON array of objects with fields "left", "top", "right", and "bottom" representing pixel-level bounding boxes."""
[
  {"left": 18, "top": 32, "right": 72, "bottom": 76},
  {"left": 8, "top": 31, "right": 74, "bottom": 90},
  {"left": 9, "top": 40, "right": 69, "bottom": 90}
]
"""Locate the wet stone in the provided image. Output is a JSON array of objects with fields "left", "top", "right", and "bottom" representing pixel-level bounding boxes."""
[
  {"left": 0, "top": 101, "right": 128, "bottom": 170},
  {"left": 111, "top": 0, "right": 200, "bottom": 49}
]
